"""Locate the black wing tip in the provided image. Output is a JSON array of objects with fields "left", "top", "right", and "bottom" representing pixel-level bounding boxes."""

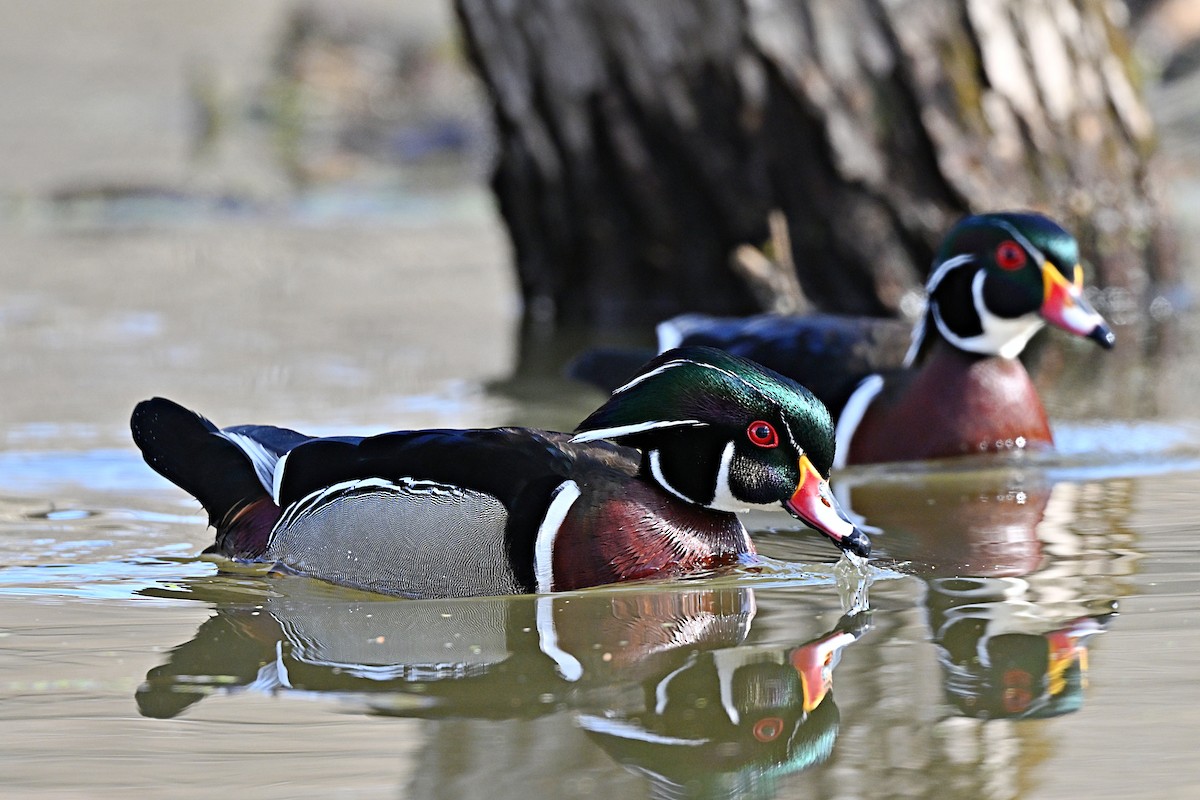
[
  {"left": 131, "top": 397, "right": 217, "bottom": 441},
  {"left": 129, "top": 397, "right": 266, "bottom": 532}
]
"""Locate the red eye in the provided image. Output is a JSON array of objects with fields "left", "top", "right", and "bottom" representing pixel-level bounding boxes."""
[
  {"left": 753, "top": 716, "right": 785, "bottom": 742},
  {"left": 747, "top": 420, "right": 779, "bottom": 448},
  {"left": 995, "top": 240, "right": 1026, "bottom": 270}
]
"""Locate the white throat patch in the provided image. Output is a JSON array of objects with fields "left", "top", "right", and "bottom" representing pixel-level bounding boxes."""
[{"left": 933, "top": 270, "right": 1043, "bottom": 359}]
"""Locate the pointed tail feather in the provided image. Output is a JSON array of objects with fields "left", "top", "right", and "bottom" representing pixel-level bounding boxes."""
[{"left": 131, "top": 398, "right": 278, "bottom": 557}]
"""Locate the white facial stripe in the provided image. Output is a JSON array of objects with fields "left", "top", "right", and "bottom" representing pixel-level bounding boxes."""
[
  {"left": 933, "top": 270, "right": 1043, "bottom": 358},
  {"left": 613, "top": 357, "right": 770, "bottom": 410},
  {"left": 219, "top": 431, "right": 279, "bottom": 494},
  {"left": 611, "top": 359, "right": 690, "bottom": 394},
  {"left": 649, "top": 449, "right": 695, "bottom": 505},
  {"left": 570, "top": 419, "right": 705, "bottom": 443},
  {"left": 708, "top": 441, "right": 750, "bottom": 513},
  {"left": 931, "top": 300, "right": 960, "bottom": 351},
  {"left": 917, "top": 253, "right": 975, "bottom": 362},
  {"left": 925, "top": 253, "right": 975, "bottom": 294},
  {"left": 834, "top": 374, "right": 884, "bottom": 469},
  {"left": 534, "top": 480, "right": 581, "bottom": 594},
  {"left": 990, "top": 218, "right": 1045, "bottom": 263},
  {"left": 778, "top": 417, "right": 803, "bottom": 454}
]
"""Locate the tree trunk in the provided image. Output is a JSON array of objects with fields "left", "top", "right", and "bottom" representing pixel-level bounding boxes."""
[{"left": 456, "top": 0, "right": 1168, "bottom": 328}]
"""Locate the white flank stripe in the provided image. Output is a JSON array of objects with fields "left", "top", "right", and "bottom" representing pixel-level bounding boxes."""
[
  {"left": 708, "top": 441, "right": 750, "bottom": 513},
  {"left": 570, "top": 419, "right": 705, "bottom": 444},
  {"left": 246, "top": 640, "right": 291, "bottom": 693},
  {"left": 534, "top": 480, "right": 581, "bottom": 594},
  {"left": 834, "top": 374, "right": 885, "bottom": 469},
  {"left": 220, "top": 431, "right": 279, "bottom": 494},
  {"left": 275, "top": 476, "right": 462, "bottom": 531},
  {"left": 649, "top": 449, "right": 694, "bottom": 504},
  {"left": 271, "top": 451, "right": 291, "bottom": 505},
  {"left": 536, "top": 596, "right": 584, "bottom": 681}
]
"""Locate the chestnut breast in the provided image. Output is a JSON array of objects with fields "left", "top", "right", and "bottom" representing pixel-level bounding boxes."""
[
  {"left": 847, "top": 345, "right": 1052, "bottom": 465},
  {"left": 550, "top": 476, "right": 753, "bottom": 592}
]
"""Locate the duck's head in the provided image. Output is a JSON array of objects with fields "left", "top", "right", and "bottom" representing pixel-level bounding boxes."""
[
  {"left": 572, "top": 346, "right": 870, "bottom": 558},
  {"left": 915, "top": 212, "right": 1115, "bottom": 361}
]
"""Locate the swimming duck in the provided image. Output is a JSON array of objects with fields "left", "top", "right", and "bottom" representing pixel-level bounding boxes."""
[
  {"left": 655, "top": 212, "right": 1116, "bottom": 465},
  {"left": 131, "top": 346, "right": 869, "bottom": 599}
]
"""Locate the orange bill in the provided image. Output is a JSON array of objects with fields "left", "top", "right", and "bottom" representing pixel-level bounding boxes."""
[
  {"left": 1041, "top": 262, "right": 1115, "bottom": 348},
  {"left": 791, "top": 630, "right": 860, "bottom": 712},
  {"left": 784, "top": 455, "right": 870, "bottom": 558}
]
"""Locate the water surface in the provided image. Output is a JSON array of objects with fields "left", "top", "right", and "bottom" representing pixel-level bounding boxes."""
[{"left": 3, "top": 233, "right": 1200, "bottom": 797}]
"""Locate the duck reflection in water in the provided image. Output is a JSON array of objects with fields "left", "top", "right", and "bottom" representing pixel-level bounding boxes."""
[
  {"left": 137, "top": 582, "right": 868, "bottom": 791},
  {"left": 578, "top": 612, "right": 864, "bottom": 793},
  {"left": 927, "top": 575, "right": 1112, "bottom": 719},
  {"left": 849, "top": 470, "right": 1121, "bottom": 719}
]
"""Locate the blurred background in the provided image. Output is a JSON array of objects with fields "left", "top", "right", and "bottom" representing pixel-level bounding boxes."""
[
  {"left": 3, "top": 0, "right": 1200, "bottom": 435},
  {"left": 3, "top": 0, "right": 1199, "bottom": 441},
  {"left": 0, "top": 0, "right": 526, "bottom": 438}
]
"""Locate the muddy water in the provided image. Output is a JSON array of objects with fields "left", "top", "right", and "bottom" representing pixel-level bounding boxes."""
[{"left": 4, "top": 3, "right": 1200, "bottom": 798}]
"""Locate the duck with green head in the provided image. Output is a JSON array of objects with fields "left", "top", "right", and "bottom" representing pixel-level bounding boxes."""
[
  {"left": 131, "top": 346, "right": 868, "bottom": 599},
  {"left": 655, "top": 212, "right": 1115, "bottom": 464}
]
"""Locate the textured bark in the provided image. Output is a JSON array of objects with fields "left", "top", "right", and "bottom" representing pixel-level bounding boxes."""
[{"left": 456, "top": 0, "right": 1167, "bottom": 328}]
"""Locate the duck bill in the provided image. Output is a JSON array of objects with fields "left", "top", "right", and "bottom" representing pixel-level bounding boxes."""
[
  {"left": 791, "top": 629, "right": 861, "bottom": 712},
  {"left": 1041, "top": 263, "right": 1115, "bottom": 348},
  {"left": 784, "top": 455, "right": 870, "bottom": 558}
]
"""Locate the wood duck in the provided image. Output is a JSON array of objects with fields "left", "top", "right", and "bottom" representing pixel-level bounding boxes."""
[
  {"left": 131, "top": 346, "right": 870, "bottom": 599},
  {"left": 656, "top": 212, "right": 1116, "bottom": 465}
]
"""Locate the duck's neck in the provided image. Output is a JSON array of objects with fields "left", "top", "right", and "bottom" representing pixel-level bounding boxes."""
[{"left": 847, "top": 341, "right": 1053, "bottom": 465}]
